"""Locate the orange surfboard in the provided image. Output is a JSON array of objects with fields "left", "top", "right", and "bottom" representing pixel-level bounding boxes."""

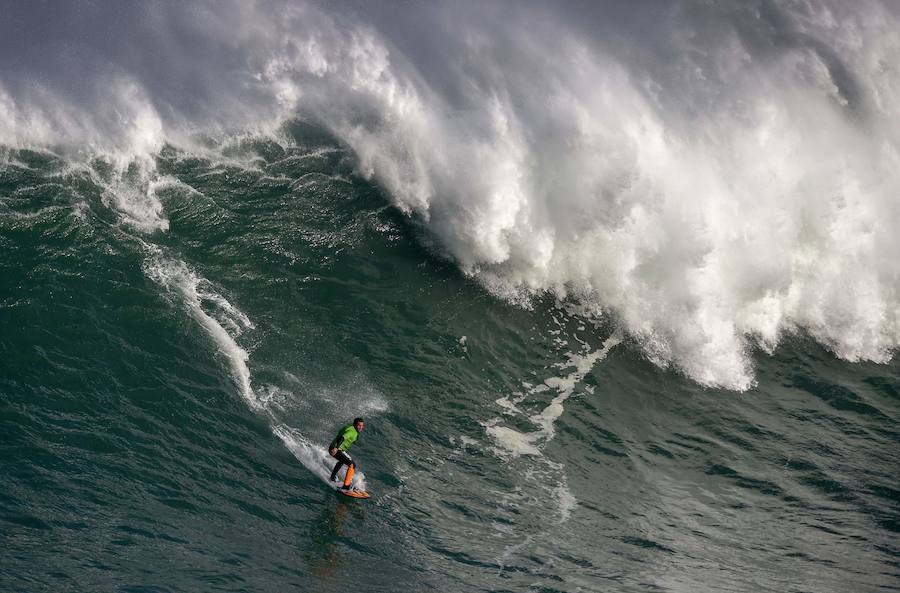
[
  {"left": 335, "top": 465, "right": 370, "bottom": 498},
  {"left": 337, "top": 488, "right": 370, "bottom": 499}
]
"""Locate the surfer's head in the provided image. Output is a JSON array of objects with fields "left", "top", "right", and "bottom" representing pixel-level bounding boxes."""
[{"left": 354, "top": 417, "right": 365, "bottom": 431}]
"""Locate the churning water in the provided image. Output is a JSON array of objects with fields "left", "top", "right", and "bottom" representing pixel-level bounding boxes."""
[{"left": 1, "top": 2, "right": 898, "bottom": 591}]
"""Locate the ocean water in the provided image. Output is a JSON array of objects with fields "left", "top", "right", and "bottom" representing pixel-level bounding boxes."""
[{"left": 1, "top": 2, "right": 899, "bottom": 592}]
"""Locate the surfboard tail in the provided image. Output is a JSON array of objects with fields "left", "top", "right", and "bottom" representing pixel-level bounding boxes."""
[{"left": 338, "top": 488, "right": 370, "bottom": 499}]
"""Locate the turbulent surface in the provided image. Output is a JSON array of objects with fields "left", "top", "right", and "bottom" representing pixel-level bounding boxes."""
[
  {"left": 1, "top": 2, "right": 899, "bottom": 592},
  {"left": 2, "top": 0, "right": 899, "bottom": 389}
]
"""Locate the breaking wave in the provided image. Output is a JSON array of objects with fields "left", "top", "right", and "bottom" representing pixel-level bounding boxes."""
[{"left": 1, "top": 0, "right": 898, "bottom": 389}]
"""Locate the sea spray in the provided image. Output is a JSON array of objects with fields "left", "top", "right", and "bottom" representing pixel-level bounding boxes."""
[{"left": 1, "top": 0, "right": 897, "bottom": 389}]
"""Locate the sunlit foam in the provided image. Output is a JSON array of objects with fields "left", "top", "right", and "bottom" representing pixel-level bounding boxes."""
[{"left": 2, "top": 1, "right": 898, "bottom": 389}]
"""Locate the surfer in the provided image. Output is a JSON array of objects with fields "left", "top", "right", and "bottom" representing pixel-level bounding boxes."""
[{"left": 328, "top": 417, "right": 364, "bottom": 490}]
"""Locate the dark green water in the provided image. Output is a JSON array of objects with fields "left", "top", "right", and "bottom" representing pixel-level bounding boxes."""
[{"left": 1, "top": 125, "right": 898, "bottom": 593}]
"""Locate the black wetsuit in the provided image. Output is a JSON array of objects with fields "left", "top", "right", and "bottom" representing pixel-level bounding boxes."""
[{"left": 329, "top": 450, "right": 354, "bottom": 481}]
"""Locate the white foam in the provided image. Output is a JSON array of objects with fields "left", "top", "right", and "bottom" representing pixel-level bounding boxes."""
[
  {"left": 484, "top": 424, "right": 542, "bottom": 457},
  {"left": 456, "top": 435, "right": 480, "bottom": 449},
  {"left": 70, "top": 201, "right": 90, "bottom": 221},
  {"left": 142, "top": 252, "right": 374, "bottom": 490},
  {"left": 51, "top": 156, "right": 171, "bottom": 234},
  {"left": 484, "top": 332, "right": 616, "bottom": 525},
  {"left": 531, "top": 337, "right": 620, "bottom": 436},
  {"left": 488, "top": 334, "right": 621, "bottom": 457},
  {"left": 103, "top": 173, "right": 170, "bottom": 233},
  {"left": 273, "top": 424, "right": 368, "bottom": 491},
  {"left": 143, "top": 254, "right": 258, "bottom": 409},
  {"left": 294, "top": 2, "right": 900, "bottom": 390},
  {"left": 0, "top": 77, "right": 166, "bottom": 159},
  {"left": 3, "top": 1, "right": 899, "bottom": 389},
  {"left": 554, "top": 480, "right": 578, "bottom": 523}
]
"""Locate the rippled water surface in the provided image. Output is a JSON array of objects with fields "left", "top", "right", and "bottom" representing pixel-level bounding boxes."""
[
  {"left": 2, "top": 131, "right": 897, "bottom": 592},
  {"left": 2, "top": 1, "right": 900, "bottom": 591}
]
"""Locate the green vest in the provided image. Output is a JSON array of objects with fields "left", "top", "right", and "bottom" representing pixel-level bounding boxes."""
[{"left": 331, "top": 424, "right": 359, "bottom": 452}]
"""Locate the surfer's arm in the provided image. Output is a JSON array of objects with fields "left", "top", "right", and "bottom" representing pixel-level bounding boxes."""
[{"left": 329, "top": 435, "right": 344, "bottom": 455}]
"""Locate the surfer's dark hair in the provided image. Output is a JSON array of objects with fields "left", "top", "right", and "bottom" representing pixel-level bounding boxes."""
[{"left": 354, "top": 417, "right": 364, "bottom": 424}]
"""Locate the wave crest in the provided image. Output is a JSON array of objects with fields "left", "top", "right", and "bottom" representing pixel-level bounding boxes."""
[{"left": 2, "top": 0, "right": 898, "bottom": 388}]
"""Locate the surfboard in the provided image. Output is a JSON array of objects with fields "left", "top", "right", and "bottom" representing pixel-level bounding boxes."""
[{"left": 337, "top": 488, "right": 370, "bottom": 499}]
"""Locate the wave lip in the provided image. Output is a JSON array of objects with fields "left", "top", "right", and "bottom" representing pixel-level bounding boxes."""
[{"left": 324, "top": 1, "right": 900, "bottom": 390}]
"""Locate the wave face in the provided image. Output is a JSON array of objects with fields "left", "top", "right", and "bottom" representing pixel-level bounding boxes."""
[
  {"left": 2, "top": 127, "right": 898, "bottom": 592},
  {"left": 1, "top": 0, "right": 898, "bottom": 388}
]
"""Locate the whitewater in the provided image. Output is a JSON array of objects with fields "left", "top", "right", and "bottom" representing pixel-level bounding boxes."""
[{"left": 1, "top": 1, "right": 898, "bottom": 592}]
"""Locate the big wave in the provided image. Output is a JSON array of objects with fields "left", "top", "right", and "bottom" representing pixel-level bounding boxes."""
[{"left": 1, "top": 0, "right": 898, "bottom": 389}]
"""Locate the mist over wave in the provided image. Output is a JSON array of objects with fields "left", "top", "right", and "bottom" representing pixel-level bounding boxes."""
[{"left": 2, "top": 0, "right": 898, "bottom": 388}]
